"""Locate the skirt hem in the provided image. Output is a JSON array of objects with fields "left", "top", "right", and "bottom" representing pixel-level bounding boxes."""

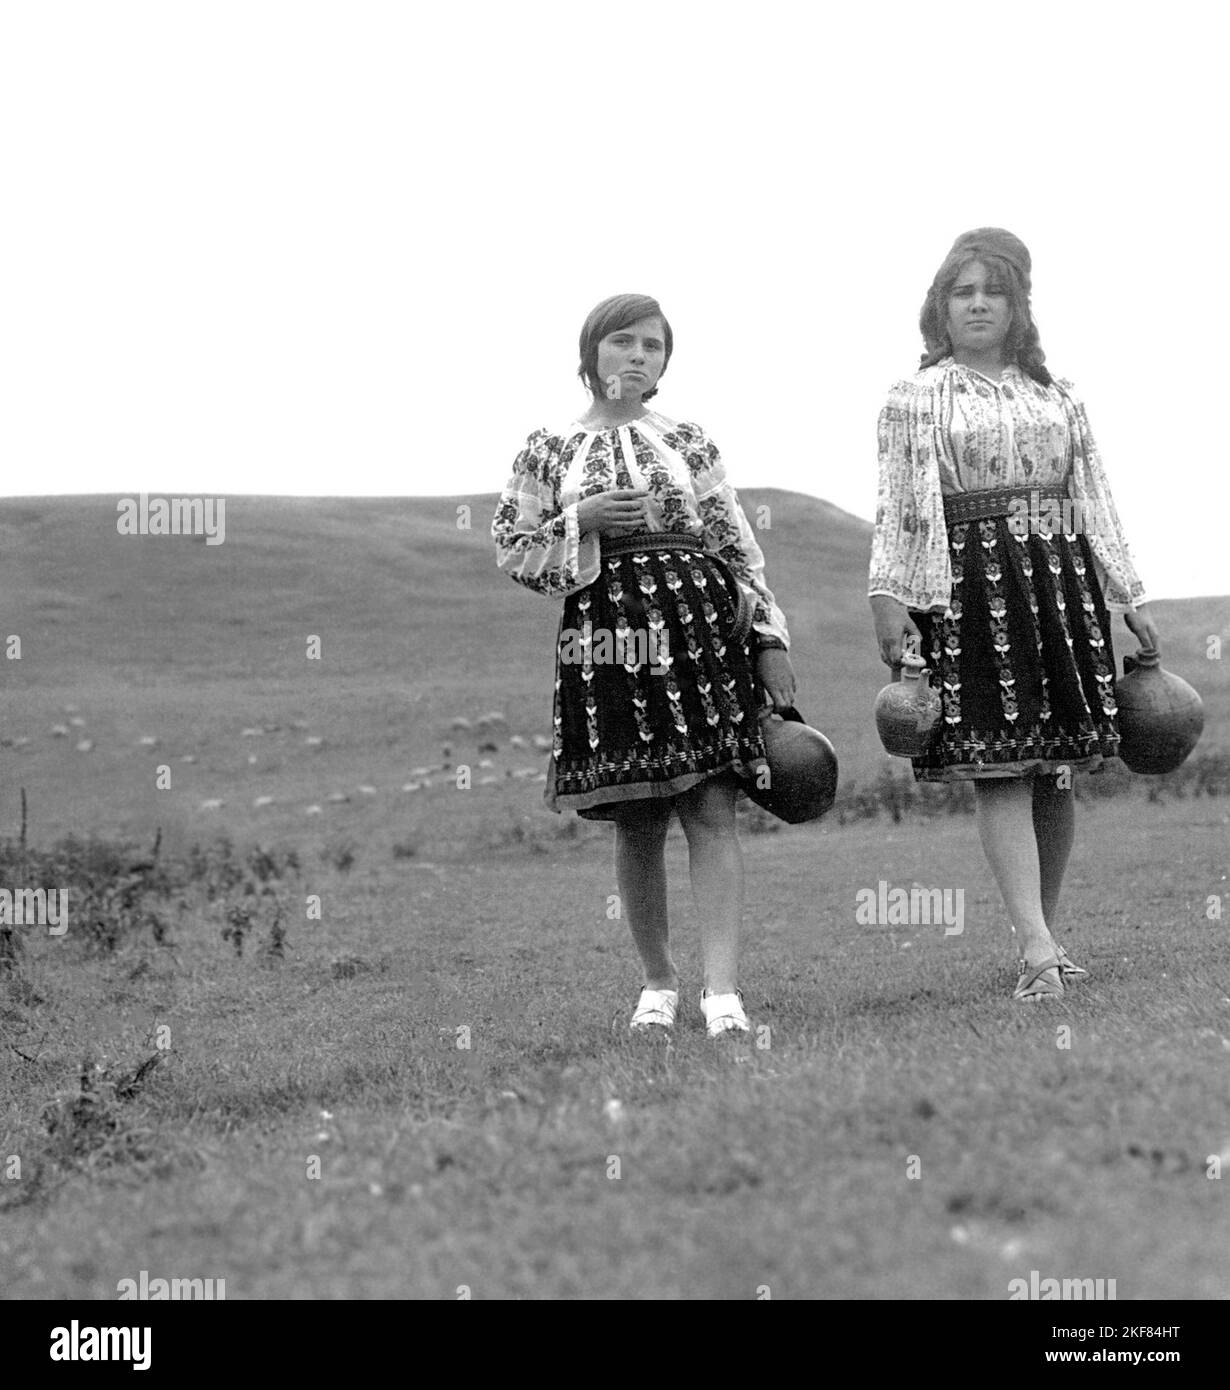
[
  {"left": 546, "top": 754, "right": 762, "bottom": 818},
  {"left": 912, "top": 752, "right": 1114, "bottom": 783}
]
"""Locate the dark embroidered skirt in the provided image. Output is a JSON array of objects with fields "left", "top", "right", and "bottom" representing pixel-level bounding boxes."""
[
  {"left": 546, "top": 532, "right": 768, "bottom": 819},
  {"left": 911, "top": 487, "right": 1120, "bottom": 782}
]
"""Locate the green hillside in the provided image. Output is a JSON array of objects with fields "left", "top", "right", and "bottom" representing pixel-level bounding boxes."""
[{"left": 0, "top": 493, "right": 1225, "bottom": 848}]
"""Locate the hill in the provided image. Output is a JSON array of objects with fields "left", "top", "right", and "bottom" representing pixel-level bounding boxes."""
[{"left": 0, "top": 492, "right": 1225, "bottom": 847}]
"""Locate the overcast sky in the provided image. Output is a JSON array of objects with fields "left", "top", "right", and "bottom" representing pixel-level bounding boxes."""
[{"left": 5, "top": 0, "right": 1228, "bottom": 600}]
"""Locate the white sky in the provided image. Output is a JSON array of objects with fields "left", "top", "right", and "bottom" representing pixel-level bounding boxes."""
[{"left": 4, "top": 0, "right": 1228, "bottom": 600}]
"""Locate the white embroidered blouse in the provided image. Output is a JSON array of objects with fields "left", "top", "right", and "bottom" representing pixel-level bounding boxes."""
[
  {"left": 868, "top": 359, "right": 1147, "bottom": 614},
  {"left": 491, "top": 409, "right": 790, "bottom": 647}
]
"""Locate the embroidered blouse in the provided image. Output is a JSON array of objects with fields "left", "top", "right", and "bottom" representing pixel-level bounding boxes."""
[
  {"left": 868, "top": 359, "right": 1147, "bottom": 614},
  {"left": 491, "top": 410, "right": 790, "bottom": 647}
]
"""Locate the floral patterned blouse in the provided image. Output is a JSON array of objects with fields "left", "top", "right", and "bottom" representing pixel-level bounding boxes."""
[
  {"left": 491, "top": 410, "right": 790, "bottom": 647},
  {"left": 869, "top": 359, "right": 1147, "bottom": 614}
]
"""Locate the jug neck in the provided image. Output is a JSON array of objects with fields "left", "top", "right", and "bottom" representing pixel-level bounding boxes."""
[{"left": 1124, "top": 646, "right": 1161, "bottom": 675}]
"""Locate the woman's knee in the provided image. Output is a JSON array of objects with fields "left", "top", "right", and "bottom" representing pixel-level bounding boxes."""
[
  {"left": 614, "top": 800, "right": 672, "bottom": 848},
  {"left": 1032, "top": 769, "right": 1074, "bottom": 801},
  {"left": 975, "top": 775, "right": 1031, "bottom": 801},
  {"left": 676, "top": 776, "right": 738, "bottom": 837}
]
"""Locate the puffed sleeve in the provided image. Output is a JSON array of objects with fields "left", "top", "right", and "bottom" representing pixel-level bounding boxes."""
[
  {"left": 491, "top": 428, "right": 602, "bottom": 598},
  {"left": 1055, "top": 382, "right": 1147, "bottom": 614},
  {"left": 868, "top": 379, "right": 952, "bottom": 613},
  {"left": 686, "top": 426, "right": 790, "bottom": 648}
]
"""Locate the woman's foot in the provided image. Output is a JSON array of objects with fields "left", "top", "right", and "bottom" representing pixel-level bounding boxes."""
[
  {"left": 630, "top": 987, "right": 678, "bottom": 1032},
  {"left": 1013, "top": 955, "right": 1064, "bottom": 1003},
  {"left": 1053, "top": 943, "right": 1089, "bottom": 981},
  {"left": 699, "top": 988, "right": 749, "bottom": 1036}
]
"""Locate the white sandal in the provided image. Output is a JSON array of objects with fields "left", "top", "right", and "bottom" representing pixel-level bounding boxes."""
[
  {"left": 699, "top": 988, "right": 749, "bottom": 1037},
  {"left": 630, "top": 987, "right": 678, "bottom": 1032}
]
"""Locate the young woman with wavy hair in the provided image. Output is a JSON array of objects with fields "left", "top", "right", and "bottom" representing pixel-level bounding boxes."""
[{"left": 869, "top": 229, "right": 1159, "bottom": 1001}]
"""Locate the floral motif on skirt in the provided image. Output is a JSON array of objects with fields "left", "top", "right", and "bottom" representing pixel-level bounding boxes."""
[
  {"left": 911, "top": 515, "right": 1119, "bottom": 781},
  {"left": 546, "top": 539, "right": 767, "bottom": 818}
]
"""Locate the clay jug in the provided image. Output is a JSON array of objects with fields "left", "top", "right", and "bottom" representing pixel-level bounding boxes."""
[
  {"left": 1115, "top": 648, "right": 1204, "bottom": 774},
  {"left": 875, "top": 651, "right": 942, "bottom": 758},
  {"left": 747, "top": 706, "right": 839, "bottom": 824}
]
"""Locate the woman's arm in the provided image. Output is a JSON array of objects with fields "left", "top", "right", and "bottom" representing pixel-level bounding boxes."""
[
  {"left": 491, "top": 429, "right": 602, "bottom": 598},
  {"left": 1056, "top": 382, "right": 1158, "bottom": 651},
  {"left": 868, "top": 384, "right": 929, "bottom": 663},
  {"left": 868, "top": 380, "right": 952, "bottom": 662},
  {"left": 688, "top": 429, "right": 795, "bottom": 709},
  {"left": 689, "top": 432, "right": 790, "bottom": 649},
  {"left": 1057, "top": 384, "right": 1148, "bottom": 607},
  {"left": 868, "top": 382, "right": 946, "bottom": 606}
]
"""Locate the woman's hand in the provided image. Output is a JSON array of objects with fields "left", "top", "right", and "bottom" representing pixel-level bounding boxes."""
[
  {"left": 870, "top": 594, "right": 923, "bottom": 667},
  {"left": 1123, "top": 602, "right": 1161, "bottom": 656},
  {"left": 758, "top": 648, "right": 796, "bottom": 711},
  {"left": 576, "top": 489, "right": 650, "bottom": 538}
]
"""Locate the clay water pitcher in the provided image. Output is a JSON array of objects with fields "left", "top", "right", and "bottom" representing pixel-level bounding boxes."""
[
  {"left": 749, "top": 706, "right": 839, "bottom": 824},
  {"left": 874, "top": 650, "right": 942, "bottom": 757},
  {"left": 1115, "top": 647, "right": 1204, "bottom": 774}
]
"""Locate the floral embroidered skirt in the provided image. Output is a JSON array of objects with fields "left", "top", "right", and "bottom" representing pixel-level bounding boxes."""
[
  {"left": 546, "top": 532, "right": 768, "bottom": 819},
  {"left": 910, "top": 487, "right": 1120, "bottom": 782}
]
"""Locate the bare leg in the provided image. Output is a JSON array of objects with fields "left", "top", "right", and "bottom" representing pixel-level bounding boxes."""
[
  {"left": 1032, "top": 771, "right": 1076, "bottom": 929},
  {"left": 675, "top": 773, "right": 743, "bottom": 995},
  {"left": 974, "top": 776, "right": 1059, "bottom": 969},
  {"left": 613, "top": 799, "right": 676, "bottom": 991}
]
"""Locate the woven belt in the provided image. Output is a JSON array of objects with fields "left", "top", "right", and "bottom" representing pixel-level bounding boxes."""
[
  {"left": 601, "top": 530, "right": 705, "bottom": 558},
  {"left": 943, "top": 485, "right": 1070, "bottom": 525}
]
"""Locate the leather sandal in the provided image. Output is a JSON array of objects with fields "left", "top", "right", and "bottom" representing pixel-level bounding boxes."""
[
  {"left": 1053, "top": 944, "right": 1089, "bottom": 981},
  {"left": 699, "top": 988, "right": 750, "bottom": 1037},
  {"left": 1013, "top": 956, "right": 1065, "bottom": 1002},
  {"left": 630, "top": 987, "right": 678, "bottom": 1032}
]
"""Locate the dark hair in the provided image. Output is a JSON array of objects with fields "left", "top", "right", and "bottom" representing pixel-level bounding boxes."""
[
  {"left": 919, "top": 249, "right": 1052, "bottom": 386},
  {"left": 577, "top": 294, "right": 673, "bottom": 401}
]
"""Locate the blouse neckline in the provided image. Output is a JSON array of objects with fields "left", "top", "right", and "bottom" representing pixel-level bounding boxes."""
[
  {"left": 942, "top": 356, "right": 1023, "bottom": 388},
  {"left": 563, "top": 409, "right": 670, "bottom": 435}
]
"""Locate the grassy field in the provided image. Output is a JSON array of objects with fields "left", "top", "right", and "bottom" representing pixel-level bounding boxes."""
[
  {"left": 0, "top": 495, "right": 1227, "bottom": 1300},
  {"left": 2, "top": 797, "right": 1228, "bottom": 1299}
]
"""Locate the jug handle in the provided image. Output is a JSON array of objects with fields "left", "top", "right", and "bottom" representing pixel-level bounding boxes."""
[{"left": 759, "top": 704, "right": 805, "bottom": 725}]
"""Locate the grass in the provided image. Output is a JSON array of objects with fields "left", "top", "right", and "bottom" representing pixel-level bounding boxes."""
[
  {"left": 2, "top": 797, "right": 1228, "bottom": 1299},
  {"left": 0, "top": 493, "right": 1225, "bottom": 1299}
]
